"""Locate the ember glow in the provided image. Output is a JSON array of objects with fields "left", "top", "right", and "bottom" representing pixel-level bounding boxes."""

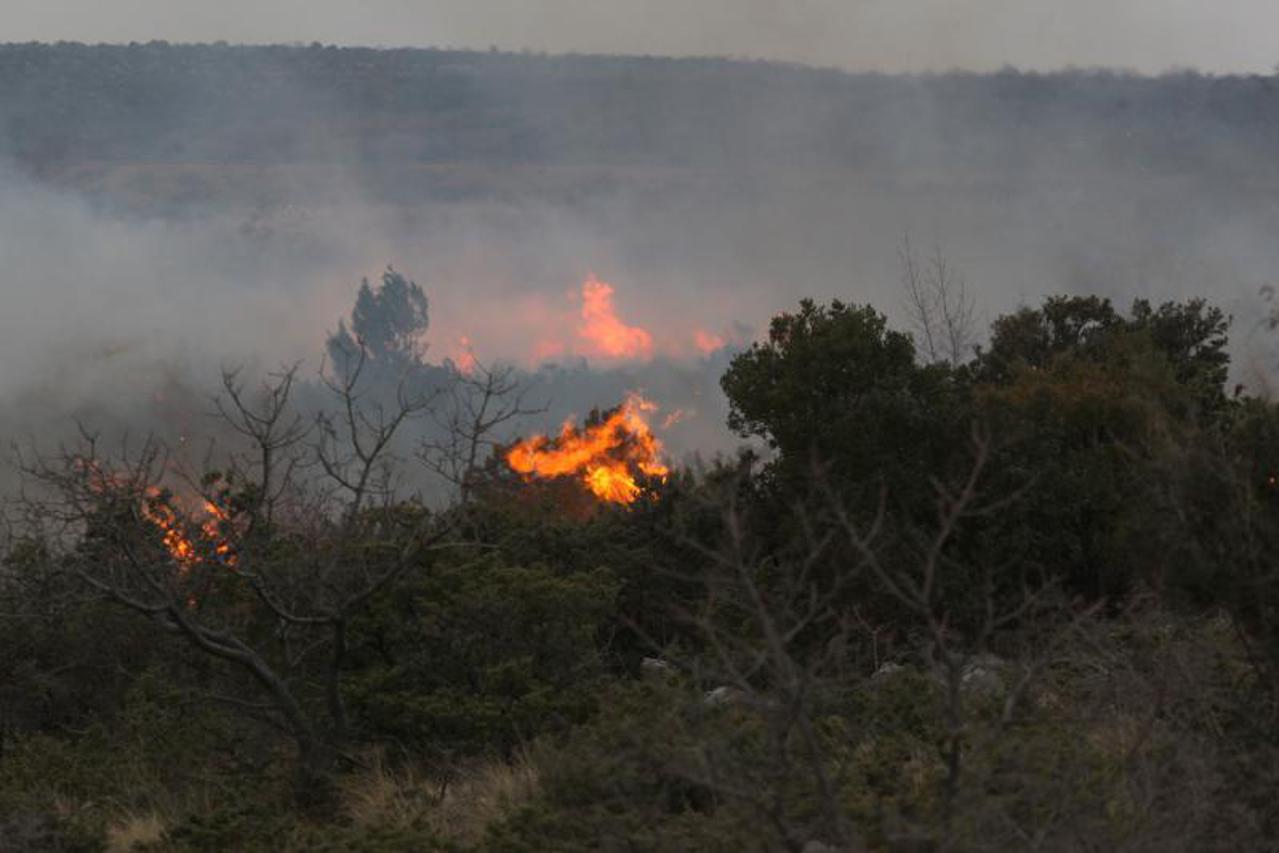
[
  {"left": 694, "top": 329, "right": 727, "bottom": 354},
  {"left": 505, "top": 394, "right": 670, "bottom": 504},
  {"left": 453, "top": 335, "right": 477, "bottom": 375},
  {"left": 141, "top": 489, "right": 238, "bottom": 570},
  {"left": 74, "top": 456, "right": 236, "bottom": 570},
  {"left": 577, "top": 274, "right": 654, "bottom": 360}
]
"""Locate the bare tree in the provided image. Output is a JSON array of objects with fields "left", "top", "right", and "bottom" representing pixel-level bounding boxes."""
[
  {"left": 900, "top": 235, "right": 977, "bottom": 367},
  {"left": 639, "top": 427, "right": 1093, "bottom": 850},
  {"left": 314, "top": 344, "right": 440, "bottom": 527},
  {"left": 823, "top": 427, "right": 1097, "bottom": 839},
  {"left": 12, "top": 357, "right": 457, "bottom": 792},
  {"left": 209, "top": 364, "right": 309, "bottom": 533},
  {"left": 420, "top": 359, "right": 545, "bottom": 504}
]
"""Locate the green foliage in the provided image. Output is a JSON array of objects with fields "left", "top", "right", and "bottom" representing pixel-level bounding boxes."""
[
  {"left": 717, "top": 293, "right": 1241, "bottom": 613},
  {"left": 485, "top": 681, "right": 760, "bottom": 852},
  {"left": 973, "top": 332, "right": 1188, "bottom": 601},
  {"left": 1127, "top": 396, "right": 1279, "bottom": 673},
  {"left": 978, "top": 294, "right": 1230, "bottom": 414},
  {"left": 978, "top": 294, "right": 1125, "bottom": 380},
  {"left": 326, "top": 267, "right": 432, "bottom": 377},
  {"left": 0, "top": 670, "right": 287, "bottom": 849},
  {"left": 1129, "top": 297, "right": 1231, "bottom": 412},
  {"left": 347, "top": 558, "right": 619, "bottom": 757},
  {"left": 6, "top": 286, "right": 1279, "bottom": 849},
  {"left": 721, "top": 299, "right": 964, "bottom": 501}
]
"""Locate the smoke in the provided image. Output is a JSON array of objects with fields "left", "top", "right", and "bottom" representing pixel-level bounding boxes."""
[
  {"left": 0, "top": 166, "right": 349, "bottom": 435},
  {"left": 3, "top": 47, "right": 1279, "bottom": 496}
]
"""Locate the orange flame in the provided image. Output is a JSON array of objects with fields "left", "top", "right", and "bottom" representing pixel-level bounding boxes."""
[
  {"left": 453, "top": 335, "right": 477, "bottom": 375},
  {"left": 578, "top": 275, "right": 654, "bottom": 360},
  {"left": 661, "top": 408, "right": 691, "bottom": 429},
  {"left": 506, "top": 394, "right": 669, "bottom": 504},
  {"left": 694, "top": 330, "right": 726, "bottom": 354},
  {"left": 73, "top": 457, "right": 232, "bottom": 570},
  {"left": 140, "top": 489, "right": 238, "bottom": 571}
]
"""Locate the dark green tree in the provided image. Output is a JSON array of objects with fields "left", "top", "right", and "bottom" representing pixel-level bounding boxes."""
[
  {"left": 327, "top": 267, "right": 430, "bottom": 377},
  {"left": 720, "top": 299, "right": 965, "bottom": 505}
]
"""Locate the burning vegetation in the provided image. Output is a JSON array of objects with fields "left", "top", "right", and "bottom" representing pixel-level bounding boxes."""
[
  {"left": 505, "top": 394, "right": 670, "bottom": 504},
  {"left": 577, "top": 274, "right": 655, "bottom": 361},
  {"left": 74, "top": 456, "right": 238, "bottom": 572},
  {"left": 140, "top": 489, "right": 237, "bottom": 571}
]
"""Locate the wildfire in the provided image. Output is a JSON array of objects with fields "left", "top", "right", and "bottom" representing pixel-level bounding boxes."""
[
  {"left": 451, "top": 275, "right": 739, "bottom": 367},
  {"left": 694, "top": 329, "right": 727, "bottom": 354},
  {"left": 140, "top": 488, "right": 238, "bottom": 570},
  {"left": 506, "top": 394, "right": 669, "bottom": 504},
  {"left": 73, "top": 456, "right": 234, "bottom": 570},
  {"left": 452, "top": 335, "right": 477, "bottom": 375},
  {"left": 578, "top": 274, "right": 654, "bottom": 360}
]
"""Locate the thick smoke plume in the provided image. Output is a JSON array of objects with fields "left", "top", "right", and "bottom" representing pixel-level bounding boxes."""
[{"left": 2, "top": 45, "right": 1279, "bottom": 494}]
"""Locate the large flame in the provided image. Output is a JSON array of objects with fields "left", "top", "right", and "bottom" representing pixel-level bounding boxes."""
[
  {"left": 439, "top": 275, "right": 739, "bottom": 368},
  {"left": 578, "top": 274, "right": 654, "bottom": 360},
  {"left": 506, "top": 394, "right": 669, "bottom": 504}
]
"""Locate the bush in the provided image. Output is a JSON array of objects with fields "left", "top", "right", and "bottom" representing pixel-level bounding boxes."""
[{"left": 348, "top": 558, "right": 619, "bottom": 757}]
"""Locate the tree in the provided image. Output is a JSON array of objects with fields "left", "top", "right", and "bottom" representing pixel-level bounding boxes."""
[
  {"left": 1129, "top": 297, "right": 1231, "bottom": 414},
  {"left": 900, "top": 236, "right": 977, "bottom": 367},
  {"left": 976, "top": 294, "right": 1123, "bottom": 382},
  {"left": 13, "top": 359, "right": 453, "bottom": 797},
  {"left": 976, "top": 295, "right": 1229, "bottom": 416},
  {"left": 720, "top": 298, "right": 967, "bottom": 507},
  {"left": 968, "top": 295, "right": 1235, "bottom": 601},
  {"left": 327, "top": 267, "right": 431, "bottom": 379},
  {"left": 420, "top": 359, "right": 546, "bottom": 505}
]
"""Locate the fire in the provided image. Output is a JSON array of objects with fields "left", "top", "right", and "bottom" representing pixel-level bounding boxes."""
[
  {"left": 506, "top": 394, "right": 669, "bottom": 504},
  {"left": 140, "top": 488, "right": 238, "bottom": 570},
  {"left": 453, "top": 335, "right": 477, "bottom": 375},
  {"left": 694, "top": 329, "right": 726, "bottom": 354},
  {"left": 661, "top": 408, "right": 691, "bottom": 429},
  {"left": 141, "top": 495, "right": 197, "bottom": 567},
  {"left": 578, "top": 274, "right": 654, "bottom": 360},
  {"left": 73, "top": 457, "right": 233, "bottom": 570}
]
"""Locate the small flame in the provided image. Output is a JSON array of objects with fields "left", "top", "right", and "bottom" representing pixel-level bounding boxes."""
[
  {"left": 661, "top": 408, "right": 691, "bottom": 429},
  {"left": 694, "top": 329, "right": 726, "bottom": 354},
  {"left": 140, "top": 489, "right": 238, "bottom": 571},
  {"left": 454, "top": 335, "right": 477, "bottom": 375},
  {"left": 506, "top": 394, "right": 669, "bottom": 504},
  {"left": 578, "top": 274, "right": 654, "bottom": 360}
]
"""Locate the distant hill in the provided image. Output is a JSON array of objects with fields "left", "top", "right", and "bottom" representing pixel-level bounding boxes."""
[{"left": 3, "top": 42, "right": 1278, "bottom": 211}]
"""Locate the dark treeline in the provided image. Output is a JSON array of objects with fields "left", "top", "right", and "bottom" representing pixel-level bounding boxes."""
[
  {"left": 2, "top": 274, "right": 1277, "bottom": 849},
  {"left": 3, "top": 42, "right": 1279, "bottom": 178}
]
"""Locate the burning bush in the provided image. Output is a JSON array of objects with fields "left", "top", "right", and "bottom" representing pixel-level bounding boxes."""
[{"left": 505, "top": 394, "right": 670, "bottom": 506}]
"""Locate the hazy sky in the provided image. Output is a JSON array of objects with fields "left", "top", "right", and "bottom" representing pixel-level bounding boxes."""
[{"left": 5, "top": 0, "right": 1278, "bottom": 74}]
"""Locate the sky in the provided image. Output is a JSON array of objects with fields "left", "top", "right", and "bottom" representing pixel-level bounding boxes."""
[{"left": 4, "top": 0, "right": 1278, "bottom": 74}]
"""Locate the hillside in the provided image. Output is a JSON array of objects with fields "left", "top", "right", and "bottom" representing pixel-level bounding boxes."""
[{"left": 4, "top": 42, "right": 1279, "bottom": 212}]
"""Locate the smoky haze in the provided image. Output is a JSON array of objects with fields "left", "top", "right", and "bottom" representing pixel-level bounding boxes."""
[
  {"left": 2, "top": 43, "right": 1279, "bottom": 495},
  {"left": 6, "top": 0, "right": 1279, "bottom": 74}
]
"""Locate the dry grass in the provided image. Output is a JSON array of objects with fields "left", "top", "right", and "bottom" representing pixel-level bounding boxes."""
[
  {"left": 104, "top": 811, "right": 166, "bottom": 852},
  {"left": 341, "top": 754, "right": 435, "bottom": 830},
  {"left": 341, "top": 751, "right": 539, "bottom": 845},
  {"left": 429, "top": 755, "right": 539, "bottom": 844}
]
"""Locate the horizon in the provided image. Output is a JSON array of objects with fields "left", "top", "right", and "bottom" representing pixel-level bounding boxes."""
[
  {"left": 3, "top": 39, "right": 1277, "bottom": 81},
  {"left": 6, "top": 0, "right": 1279, "bottom": 76}
]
